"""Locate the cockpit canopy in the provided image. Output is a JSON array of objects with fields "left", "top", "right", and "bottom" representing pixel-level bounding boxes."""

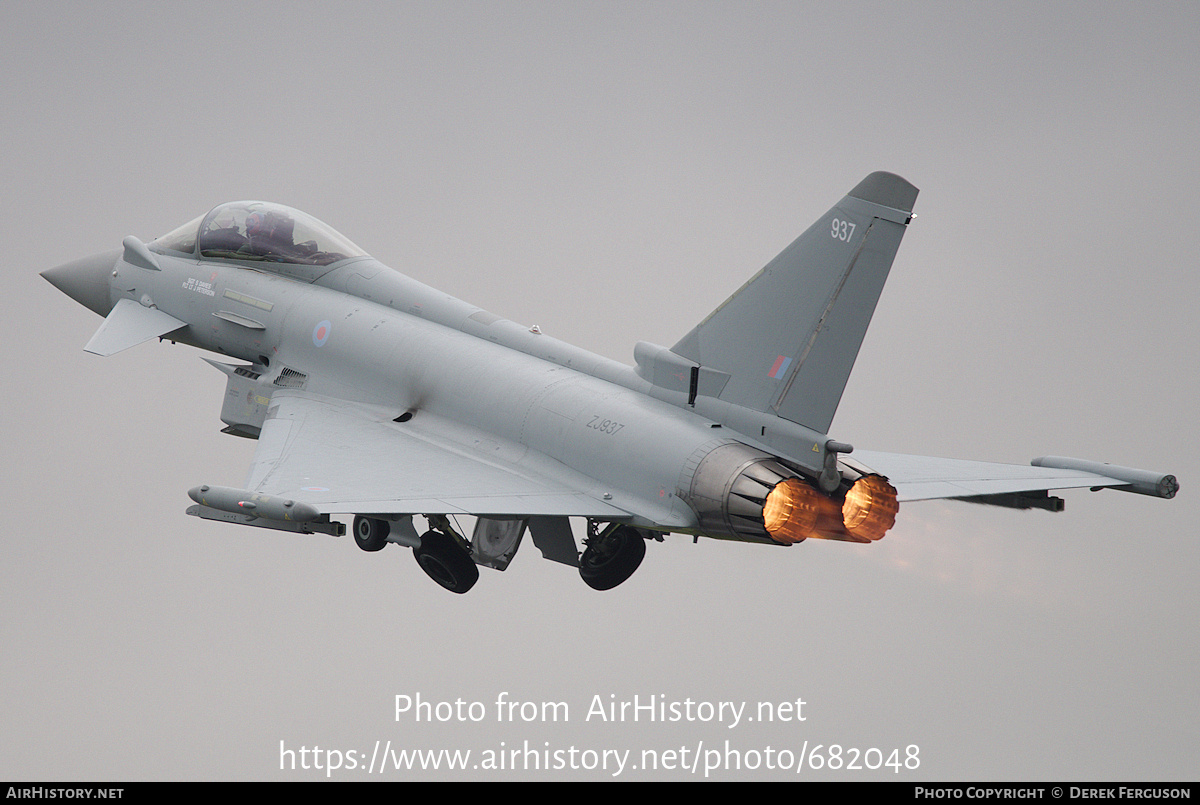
[{"left": 151, "top": 201, "right": 369, "bottom": 269}]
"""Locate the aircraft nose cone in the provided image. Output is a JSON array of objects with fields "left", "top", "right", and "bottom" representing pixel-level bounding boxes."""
[{"left": 41, "top": 249, "right": 120, "bottom": 317}]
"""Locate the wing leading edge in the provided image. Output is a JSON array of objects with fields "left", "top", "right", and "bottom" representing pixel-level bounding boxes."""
[{"left": 245, "top": 390, "right": 630, "bottom": 518}]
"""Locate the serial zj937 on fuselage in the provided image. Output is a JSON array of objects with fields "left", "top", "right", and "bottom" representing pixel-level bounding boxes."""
[{"left": 41, "top": 173, "right": 1178, "bottom": 593}]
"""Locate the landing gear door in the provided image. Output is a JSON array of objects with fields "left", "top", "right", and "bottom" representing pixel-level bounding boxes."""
[
  {"left": 527, "top": 515, "right": 579, "bottom": 567},
  {"left": 471, "top": 517, "right": 528, "bottom": 570}
]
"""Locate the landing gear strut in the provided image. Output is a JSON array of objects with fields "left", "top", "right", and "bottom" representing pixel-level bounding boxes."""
[{"left": 579, "top": 524, "right": 646, "bottom": 590}]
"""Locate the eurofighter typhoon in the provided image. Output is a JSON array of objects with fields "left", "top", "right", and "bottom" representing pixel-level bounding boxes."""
[{"left": 41, "top": 173, "right": 1178, "bottom": 593}]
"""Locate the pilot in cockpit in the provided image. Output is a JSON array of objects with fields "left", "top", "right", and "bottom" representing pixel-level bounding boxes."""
[{"left": 243, "top": 210, "right": 296, "bottom": 261}]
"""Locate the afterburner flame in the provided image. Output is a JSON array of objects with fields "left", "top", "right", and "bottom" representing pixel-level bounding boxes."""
[
  {"left": 842, "top": 475, "right": 899, "bottom": 541},
  {"left": 763, "top": 477, "right": 821, "bottom": 544}
]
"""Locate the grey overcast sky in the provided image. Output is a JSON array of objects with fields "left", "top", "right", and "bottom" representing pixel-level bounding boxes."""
[{"left": 2, "top": 1, "right": 1197, "bottom": 781}]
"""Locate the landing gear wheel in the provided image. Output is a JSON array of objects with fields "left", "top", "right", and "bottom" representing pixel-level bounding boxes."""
[
  {"left": 413, "top": 530, "right": 479, "bottom": 594},
  {"left": 353, "top": 516, "right": 390, "bottom": 552},
  {"left": 579, "top": 526, "right": 646, "bottom": 590}
]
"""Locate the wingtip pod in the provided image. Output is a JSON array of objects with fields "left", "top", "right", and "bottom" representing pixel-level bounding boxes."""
[
  {"left": 847, "top": 171, "right": 919, "bottom": 214},
  {"left": 1031, "top": 457, "right": 1179, "bottom": 499}
]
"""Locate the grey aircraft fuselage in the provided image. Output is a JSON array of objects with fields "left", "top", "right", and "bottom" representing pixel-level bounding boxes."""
[
  {"left": 65, "top": 241, "right": 830, "bottom": 535},
  {"left": 186, "top": 251, "right": 794, "bottom": 532}
]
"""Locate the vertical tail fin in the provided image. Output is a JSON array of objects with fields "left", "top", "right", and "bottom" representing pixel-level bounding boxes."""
[{"left": 671, "top": 172, "right": 918, "bottom": 434}]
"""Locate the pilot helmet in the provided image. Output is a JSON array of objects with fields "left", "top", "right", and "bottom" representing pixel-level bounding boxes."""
[{"left": 245, "top": 211, "right": 267, "bottom": 236}]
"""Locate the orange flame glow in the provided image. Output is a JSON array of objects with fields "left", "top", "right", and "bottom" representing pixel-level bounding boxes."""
[
  {"left": 842, "top": 475, "right": 899, "bottom": 541},
  {"left": 763, "top": 477, "right": 820, "bottom": 544}
]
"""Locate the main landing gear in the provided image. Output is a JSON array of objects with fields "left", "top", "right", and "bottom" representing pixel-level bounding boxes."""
[
  {"left": 351, "top": 514, "right": 652, "bottom": 593},
  {"left": 579, "top": 524, "right": 647, "bottom": 591},
  {"left": 413, "top": 528, "right": 479, "bottom": 595},
  {"left": 352, "top": 514, "right": 479, "bottom": 594}
]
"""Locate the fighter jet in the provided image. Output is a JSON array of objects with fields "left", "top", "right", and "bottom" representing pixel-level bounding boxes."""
[{"left": 41, "top": 172, "right": 1177, "bottom": 593}]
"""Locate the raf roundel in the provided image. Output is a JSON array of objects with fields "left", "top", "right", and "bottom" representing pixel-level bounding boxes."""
[{"left": 312, "top": 320, "right": 332, "bottom": 347}]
